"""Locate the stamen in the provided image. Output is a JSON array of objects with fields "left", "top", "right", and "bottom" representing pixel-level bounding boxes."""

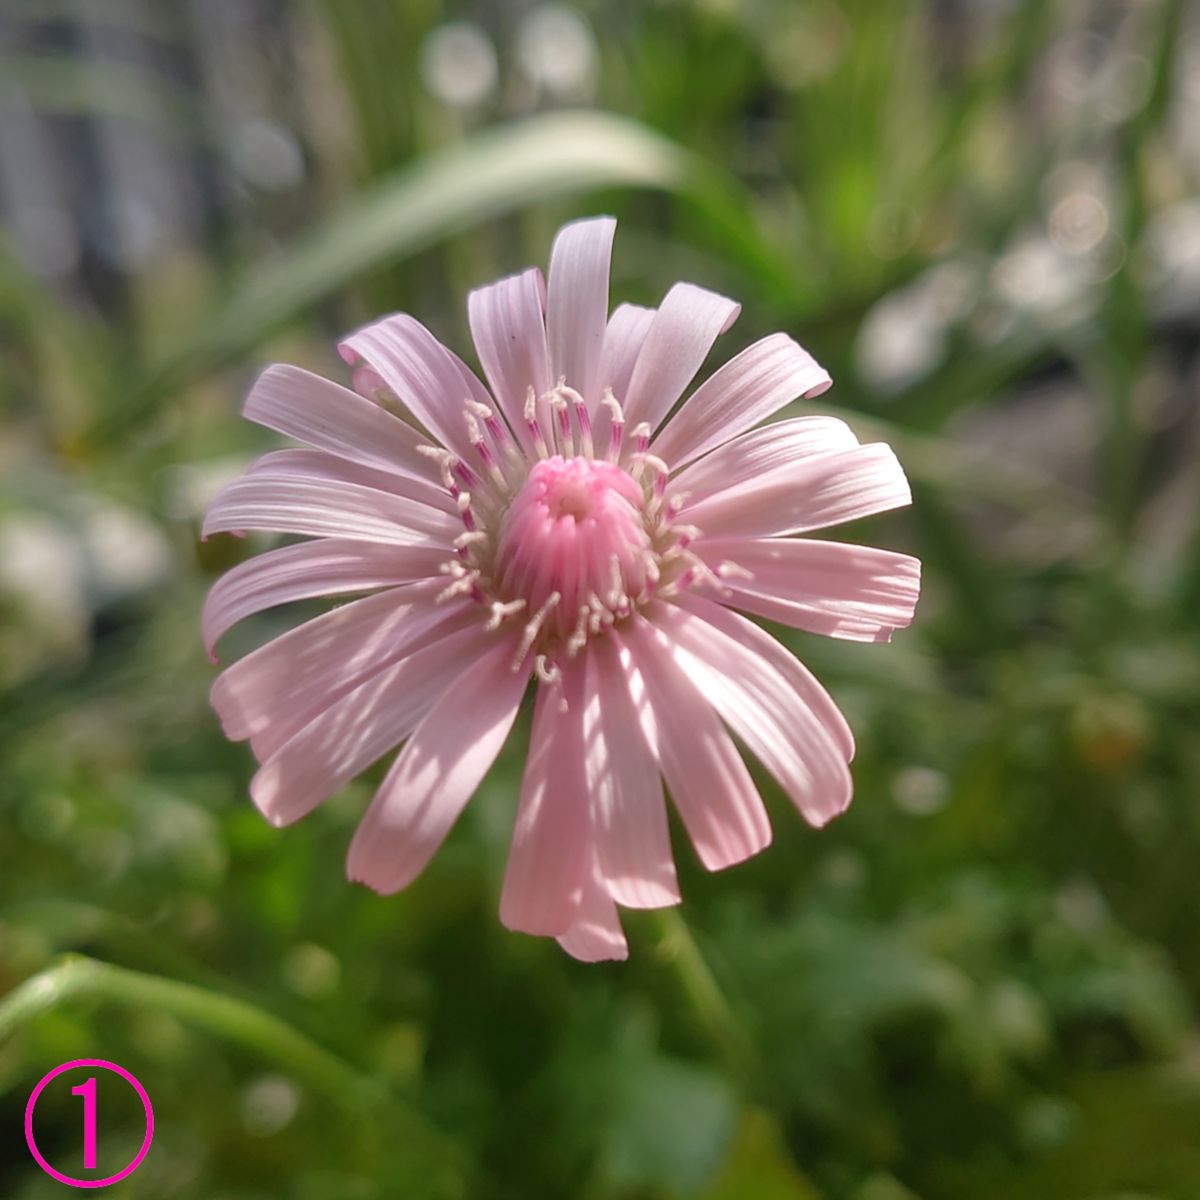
[
  {"left": 457, "top": 491, "right": 476, "bottom": 532},
  {"left": 587, "top": 589, "right": 612, "bottom": 619},
  {"left": 632, "top": 422, "right": 651, "bottom": 456},
  {"left": 691, "top": 557, "right": 723, "bottom": 587},
  {"left": 535, "top": 654, "right": 562, "bottom": 687},
  {"left": 485, "top": 597, "right": 527, "bottom": 630},
  {"left": 547, "top": 387, "right": 573, "bottom": 458},
  {"left": 640, "top": 551, "right": 661, "bottom": 600},
  {"left": 464, "top": 414, "right": 509, "bottom": 495},
  {"left": 466, "top": 396, "right": 517, "bottom": 466},
  {"left": 631, "top": 451, "right": 670, "bottom": 495},
  {"left": 417, "top": 444, "right": 456, "bottom": 486},
  {"left": 562, "top": 385, "right": 593, "bottom": 459},
  {"left": 464, "top": 407, "right": 483, "bottom": 445},
  {"left": 436, "top": 455, "right": 458, "bottom": 494},
  {"left": 452, "top": 459, "right": 480, "bottom": 490},
  {"left": 566, "top": 604, "right": 592, "bottom": 657},
  {"left": 606, "top": 554, "right": 624, "bottom": 609},
  {"left": 525, "top": 386, "right": 549, "bottom": 459},
  {"left": 437, "top": 569, "right": 481, "bottom": 602},
  {"left": 601, "top": 389, "right": 624, "bottom": 462},
  {"left": 513, "top": 591, "right": 560, "bottom": 669}
]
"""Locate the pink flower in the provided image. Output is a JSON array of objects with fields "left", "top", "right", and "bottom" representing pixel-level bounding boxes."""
[{"left": 203, "top": 217, "right": 919, "bottom": 962}]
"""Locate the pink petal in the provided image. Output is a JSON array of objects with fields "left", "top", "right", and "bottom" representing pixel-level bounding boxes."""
[
  {"left": 669, "top": 416, "right": 859, "bottom": 507},
  {"left": 614, "top": 618, "right": 771, "bottom": 871},
  {"left": 658, "top": 597, "right": 853, "bottom": 827},
  {"left": 499, "top": 661, "right": 591, "bottom": 936},
  {"left": 243, "top": 364, "right": 441, "bottom": 483},
  {"left": 620, "top": 283, "right": 740, "bottom": 437},
  {"left": 468, "top": 267, "right": 552, "bottom": 455},
  {"left": 652, "top": 333, "right": 832, "bottom": 470},
  {"left": 696, "top": 537, "right": 921, "bottom": 642},
  {"left": 556, "top": 852, "right": 629, "bottom": 963},
  {"left": 586, "top": 638, "right": 679, "bottom": 908},
  {"left": 545, "top": 216, "right": 616, "bottom": 403},
  {"left": 202, "top": 469, "right": 459, "bottom": 545},
  {"left": 250, "top": 622, "right": 496, "bottom": 827},
  {"left": 671, "top": 595, "right": 855, "bottom": 762},
  {"left": 245, "top": 448, "right": 455, "bottom": 514},
  {"left": 682, "top": 442, "right": 911, "bottom": 539},
  {"left": 346, "top": 633, "right": 531, "bottom": 894},
  {"left": 338, "top": 314, "right": 491, "bottom": 461},
  {"left": 202, "top": 537, "right": 446, "bottom": 657},
  {"left": 210, "top": 585, "right": 469, "bottom": 757},
  {"left": 591, "top": 302, "right": 654, "bottom": 454},
  {"left": 598, "top": 303, "right": 655, "bottom": 400}
]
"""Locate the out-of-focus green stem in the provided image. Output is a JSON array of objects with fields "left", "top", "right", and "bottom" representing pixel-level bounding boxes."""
[
  {"left": 651, "top": 909, "right": 762, "bottom": 1091},
  {"left": 1100, "top": 0, "right": 1185, "bottom": 542},
  {"left": 0, "top": 955, "right": 467, "bottom": 1195}
]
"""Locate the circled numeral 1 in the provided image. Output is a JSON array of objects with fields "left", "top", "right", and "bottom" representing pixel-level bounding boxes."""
[{"left": 70, "top": 1077, "right": 98, "bottom": 1170}]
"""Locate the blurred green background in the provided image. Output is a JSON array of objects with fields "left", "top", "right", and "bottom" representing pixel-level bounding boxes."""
[{"left": 2, "top": 0, "right": 1200, "bottom": 1196}]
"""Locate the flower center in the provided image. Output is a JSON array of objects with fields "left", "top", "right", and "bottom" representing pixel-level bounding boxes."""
[
  {"left": 496, "top": 456, "right": 653, "bottom": 644},
  {"left": 383, "top": 375, "right": 714, "bottom": 676}
]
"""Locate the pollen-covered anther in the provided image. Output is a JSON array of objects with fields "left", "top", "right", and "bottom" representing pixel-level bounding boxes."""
[
  {"left": 466, "top": 398, "right": 517, "bottom": 472},
  {"left": 535, "top": 654, "right": 561, "bottom": 686},
  {"left": 513, "top": 590, "right": 562, "bottom": 669},
  {"left": 485, "top": 597, "right": 527, "bottom": 631},
  {"left": 545, "top": 387, "right": 574, "bottom": 457},
  {"left": 672, "top": 523, "right": 702, "bottom": 550},
  {"left": 418, "top": 445, "right": 460, "bottom": 494},
  {"left": 669, "top": 553, "right": 726, "bottom": 599},
  {"left": 437, "top": 567, "right": 482, "bottom": 603},
  {"left": 464, "top": 406, "right": 483, "bottom": 445},
  {"left": 454, "top": 530, "right": 488, "bottom": 551},
  {"left": 456, "top": 491, "right": 477, "bottom": 532},
  {"left": 605, "top": 554, "right": 625, "bottom": 609},
  {"left": 524, "top": 386, "right": 550, "bottom": 459},
  {"left": 631, "top": 451, "right": 671, "bottom": 496},
  {"left": 468, "top": 424, "right": 511, "bottom": 494},
  {"left": 566, "top": 604, "right": 593, "bottom": 657},
  {"left": 562, "top": 385, "right": 592, "bottom": 458},
  {"left": 600, "top": 389, "right": 624, "bottom": 461}
]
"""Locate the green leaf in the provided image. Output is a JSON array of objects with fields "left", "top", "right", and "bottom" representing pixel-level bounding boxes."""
[
  {"left": 702, "top": 1109, "right": 824, "bottom": 1200},
  {"left": 603, "top": 1056, "right": 738, "bottom": 1195}
]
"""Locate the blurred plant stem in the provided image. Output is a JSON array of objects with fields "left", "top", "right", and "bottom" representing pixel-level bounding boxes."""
[
  {"left": 651, "top": 909, "right": 762, "bottom": 1092},
  {"left": 0, "top": 954, "right": 468, "bottom": 1195},
  {"left": 1098, "top": 0, "right": 1186, "bottom": 543}
]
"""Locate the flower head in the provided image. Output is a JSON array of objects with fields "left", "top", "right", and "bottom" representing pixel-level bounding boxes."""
[{"left": 203, "top": 217, "right": 919, "bottom": 961}]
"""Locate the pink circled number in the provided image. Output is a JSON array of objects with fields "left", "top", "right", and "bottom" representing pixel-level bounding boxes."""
[{"left": 25, "top": 1058, "right": 154, "bottom": 1189}]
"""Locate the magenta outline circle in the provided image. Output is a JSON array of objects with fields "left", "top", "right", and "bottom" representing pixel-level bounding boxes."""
[{"left": 25, "top": 1058, "right": 154, "bottom": 1189}]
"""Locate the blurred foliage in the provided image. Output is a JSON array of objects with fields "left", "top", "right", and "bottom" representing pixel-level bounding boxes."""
[{"left": 2, "top": 0, "right": 1200, "bottom": 1197}]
